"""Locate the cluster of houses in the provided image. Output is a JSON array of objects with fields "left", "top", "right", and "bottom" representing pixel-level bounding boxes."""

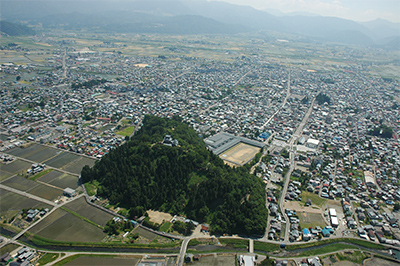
[
  {"left": 25, "top": 208, "right": 49, "bottom": 222},
  {"left": 0, "top": 246, "right": 38, "bottom": 266},
  {"left": 26, "top": 163, "right": 46, "bottom": 175},
  {"left": 0, "top": 153, "right": 14, "bottom": 162}
]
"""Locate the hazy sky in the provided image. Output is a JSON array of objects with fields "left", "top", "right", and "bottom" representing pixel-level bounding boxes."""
[{"left": 214, "top": 0, "right": 400, "bottom": 23}]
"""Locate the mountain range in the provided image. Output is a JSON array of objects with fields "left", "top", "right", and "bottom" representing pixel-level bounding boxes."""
[{"left": 1, "top": 0, "right": 399, "bottom": 49}]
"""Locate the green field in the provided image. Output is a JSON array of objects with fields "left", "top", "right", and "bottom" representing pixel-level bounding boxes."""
[
  {"left": 30, "top": 209, "right": 107, "bottom": 242},
  {"left": 63, "top": 197, "right": 113, "bottom": 227},
  {"left": 116, "top": 126, "right": 135, "bottom": 137},
  {"left": 36, "top": 253, "right": 61, "bottom": 266},
  {"left": 0, "top": 243, "right": 20, "bottom": 256},
  {"left": 300, "top": 191, "right": 327, "bottom": 207}
]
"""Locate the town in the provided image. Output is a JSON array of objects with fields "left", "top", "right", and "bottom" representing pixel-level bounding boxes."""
[{"left": 0, "top": 30, "right": 400, "bottom": 266}]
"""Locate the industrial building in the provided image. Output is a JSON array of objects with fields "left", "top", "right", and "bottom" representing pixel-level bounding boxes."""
[{"left": 204, "top": 132, "right": 265, "bottom": 155}]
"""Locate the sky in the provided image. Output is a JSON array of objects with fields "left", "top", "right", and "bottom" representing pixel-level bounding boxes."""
[{"left": 213, "top": 0, "right": 400, "bottom": 23}]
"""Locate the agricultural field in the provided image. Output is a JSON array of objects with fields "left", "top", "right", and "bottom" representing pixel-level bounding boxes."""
[
  {"left": 25, "top": 146, "right": 63, "bottom": 163},
  {"left": 29, "top": 209, "right": 106, "bottom": 242},
  {"left": 191, "top": 254, "right": 236, "bottom": 266},
  {"left": 219, "top": 142, "right": 260, "bottom": 166},
  {"left": 132, "top": 226, "right": 158, "bottom": 242},
  {"left": 0, "top": 160, "right": 31, "bottom": 177},
  {"left": 63, "top": 156, "right": 96, "bottom": 175},
  {"left": 27, "top": 184, "right": 63, "bottom": 201},
  {"left": 63, "top": 197, "right": 113, "bottom": 227},
  {"left": 0, "top": 188, "right": 52, "bottom": 218},
  {"left": 43, "top": 152, "right": 80, "bottom": 169},
  {"left": 7, "top": 143, "right": 46, "bottom": 159},
  {"left": 0, "top": 243, "right": 20, "bottom": 256},
  {"left": 0, "top": 171, "right": 14, "bottom": 182},
  {"left": 37, "top": 170, "right": 64, "bottom": 183},
  {"left": 298, "top": 212, "right": 327, "bottom": 229},
  {"left": 64, "top": 255, "right": 140, "bottom": 266},
  {"left": 48, "top": 173, "right": 80, "bottom": 190},
  {"left": 2, "top": 175, "right": 38, "bottom": 191}
]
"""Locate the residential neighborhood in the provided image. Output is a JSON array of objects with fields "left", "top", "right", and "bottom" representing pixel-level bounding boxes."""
[{"left": 1, "top": 28, "right": 399, "bottom": 266}]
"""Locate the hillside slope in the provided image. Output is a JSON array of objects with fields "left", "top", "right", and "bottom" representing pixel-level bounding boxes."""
[{"left": 81, "top": 115, "right": 268, "bottom": 235}]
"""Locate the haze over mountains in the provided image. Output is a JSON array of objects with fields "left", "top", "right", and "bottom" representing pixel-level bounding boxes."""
[{"left": 1, "top": 0, "right": 399, "bottom": 49}]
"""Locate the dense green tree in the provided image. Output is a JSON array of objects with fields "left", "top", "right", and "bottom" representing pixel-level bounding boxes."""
[{"left": 81, "top": 115, "right": 268, "bottom": 235}]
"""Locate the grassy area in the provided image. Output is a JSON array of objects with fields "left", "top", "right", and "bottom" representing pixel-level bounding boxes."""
[
  {"left": 159, "top": 221, "right": 172, "bottom": 232},
  {"left": 188, "top": 239, "right": 202, "bottom": 246},
  {"left": 24, "top": 231, "right": 181, "bottom": 249},
  {"left": 336, "top": 250, "right": 368, "bottom": 264},
  {"left": 29, "top": 169, "right": 53, "bottom": 181},
  {"left": 84, "top": 180, "right": 100, "bottom": 196},
  {"left": 187, "top": 248, "right": 240, "bottom": 254},
  {"left": 36, "top": 253, "right": 60, "bottom": 266},
  {"left": 300, "top": 191, "right": 327, "bottom": 207},
  {"left": 296, "top": 243, "right": 356, "bottom": 257},
  {"left": 285, "top": 238, "right": 385, "bottom": 251},
  {"left": 254, "top": 241, "right": 280, "bottom": 253},
  {"left": 60, "top": 207, "right": 103, "bottom": 229},
  {"left": 219, "top": 238, "right": 248, "bottom": 249},
  {"left": 298, "top": 212, "right": 327, "bottom": 229},
  {"left": 116, "top": 126, "right": 135, "bottom": 137}
]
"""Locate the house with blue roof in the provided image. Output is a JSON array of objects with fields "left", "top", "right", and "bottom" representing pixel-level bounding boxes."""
[{"left": 303, "top": 228, "right": 312, "bottom": 241}]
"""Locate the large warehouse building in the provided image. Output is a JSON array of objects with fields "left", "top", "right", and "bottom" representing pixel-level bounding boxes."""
[{"left": 204, "top": 132, "right": 266, "bottom": 155}]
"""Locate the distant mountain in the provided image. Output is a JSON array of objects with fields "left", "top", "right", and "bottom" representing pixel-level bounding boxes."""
[
  {"left": 0, "top": 21, "right": 35, "bottom": 36},
  {"left": 375, "top": 36, "right": 400, "bottom": 50},
  {"left": 1, "top": 0, "right": 399, "bottom": 48},
  {"left": 361, "top": 18, "right": 400, "bottom": 41}
]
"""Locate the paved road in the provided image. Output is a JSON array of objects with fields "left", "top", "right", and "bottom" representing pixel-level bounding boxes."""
[
  {"left": 177, "top": 237, "right": 191, "bottom": 266},
  {"left": 0, "top": 183, "right": 56, "bottom": 207},
  {"left": 280, "top": 97, "right": 315, "bottom": 243}
]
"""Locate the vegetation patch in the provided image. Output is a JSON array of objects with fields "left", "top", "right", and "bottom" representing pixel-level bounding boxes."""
[
  {"left": 300, "top": 191, "right": 327, "bottom": 207},
  {"left": 219, "top": 238, "right": 248, "bottom": 249},
  {"left": 117, "top": 126, "right": 135, "bottom": 137},
  {"left": 29, "top": 169, "right": 53, "bottom": 181},
  {"left": 336, "top": 250, "right": 369, "bottom": 264},
  {"left": 36, "top": 253, "right": 60, "bottom": 266},
  {"left": 254, "top": 241, "right": 280, "bottom": 253}
]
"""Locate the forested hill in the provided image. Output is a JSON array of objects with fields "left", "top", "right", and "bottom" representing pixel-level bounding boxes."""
[
  {"left": 0, "top": 21, "right": 35, "bottom": 36},
  {"left": 81, "top": 115, "right": 268, "bottom": 235}
]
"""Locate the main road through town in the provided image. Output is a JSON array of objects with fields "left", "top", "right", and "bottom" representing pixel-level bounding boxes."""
[{"left": 280, "top": 97, "right": 315, "bottom": 243}]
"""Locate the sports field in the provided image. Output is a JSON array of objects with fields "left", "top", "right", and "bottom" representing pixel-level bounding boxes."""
[{"left": 219, "top": 142, "right": 260, "bottom": 166}]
